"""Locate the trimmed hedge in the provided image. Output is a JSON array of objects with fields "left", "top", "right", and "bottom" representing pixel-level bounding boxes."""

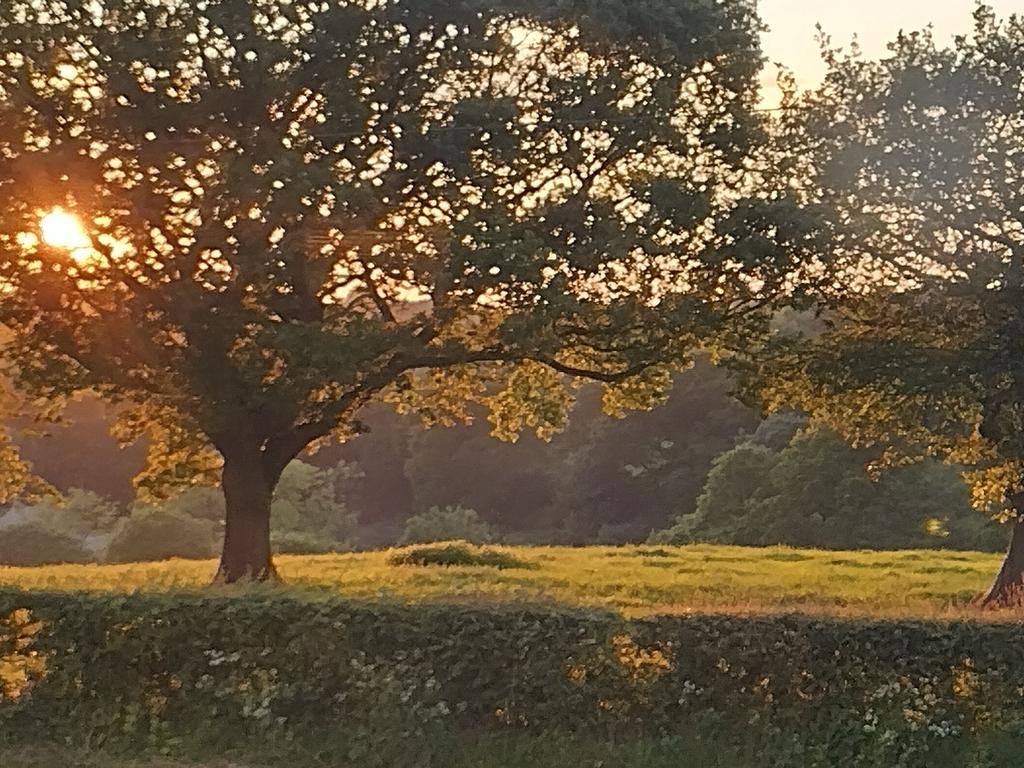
[{"left": 3, "top": 590, "right": 1024, "bottom": 766}]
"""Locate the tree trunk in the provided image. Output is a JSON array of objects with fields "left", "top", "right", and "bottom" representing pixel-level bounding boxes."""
[
  {"left": 981, "top": 517, "right": 1024, "bottom": 608},
  {"left": 216, "top": 451, "right": 279, "bottom": 583}
]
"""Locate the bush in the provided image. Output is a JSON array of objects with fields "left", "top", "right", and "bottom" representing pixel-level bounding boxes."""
[
  {"left": 653, "top": 426, "right": 1003, "bottom": 551},
  {"left": 20, "top": 489, "right": 125, "bottom": 539},
  {"left": 60, "top": 489, "right": 124, "bottom": 531},
  {"left": 400, "top": 506, "right": 495, "bottom": 545},
  {"left": 4, "top": 591, "right": 1024, "bottom": 766},
  {"left": 159, "top": 486, "right": 224, "bottom": 523},
  {"left": 98, "top": 460, "right": 355, "bottom": 561},
  {"left": 272, "top": 460, "right": 357, "bottom": 547},
  {"left": 0, "top": 523, "right": 91, "bottom": 566},
  {"left": 388, "top": 542, "right": 530, "bottom": 569},
  {"left": 104, "top": 510, "right": 220, "bottom": 563}
]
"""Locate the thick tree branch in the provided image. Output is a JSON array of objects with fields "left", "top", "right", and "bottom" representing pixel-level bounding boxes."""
[{"left": 531, "top": 356, "right": 652, "bottom": 383}]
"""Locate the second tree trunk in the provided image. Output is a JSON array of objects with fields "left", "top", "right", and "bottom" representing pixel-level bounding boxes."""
[{"left": 981, "top": 516, "right": 1024, "bottom": 607}]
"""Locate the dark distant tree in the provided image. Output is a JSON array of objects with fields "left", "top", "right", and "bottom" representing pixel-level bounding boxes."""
[
  {"left": 0, "top": 0, "right": 809, "bottom": 580},
  {"left": 404, "top": 414, "right": 562, "bottom": 535},
  {"left": 323, "top": 403, "right": 416, "bottom": 543},
  {"left": 400, "top": 358, "right": 755, "bottom": 544},
  {"left": 758, "top": 5, "right": 1024, "bottom": 601},
  {"left": 559, "top": 357, "right": 757, "bottom": 541},
  {"left": 654, "top": 426, "right": 1000, "bottom": 551}
]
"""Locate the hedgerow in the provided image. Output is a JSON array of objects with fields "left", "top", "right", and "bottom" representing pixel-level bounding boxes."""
[{"left": 3, "top": 590, "right": 1024, "bottom": 766}]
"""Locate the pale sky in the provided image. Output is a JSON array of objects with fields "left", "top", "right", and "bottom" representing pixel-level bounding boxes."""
[{"left": 759, "top": 0, "right": 1023, "bottom": 105}]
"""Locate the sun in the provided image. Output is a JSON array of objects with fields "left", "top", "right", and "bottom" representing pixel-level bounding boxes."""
[{"left": 40, "top": 207, "right": 91, "bottom": 251}]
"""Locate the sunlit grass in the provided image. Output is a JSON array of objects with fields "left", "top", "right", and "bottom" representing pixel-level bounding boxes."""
[{"left": 0, "top": 543, "right": 1008, "bottom": 619}]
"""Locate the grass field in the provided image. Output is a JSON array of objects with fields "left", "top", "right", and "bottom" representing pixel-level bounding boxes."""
[{"left": 0, "top": 542, "right": 1009, "bottom": 619}]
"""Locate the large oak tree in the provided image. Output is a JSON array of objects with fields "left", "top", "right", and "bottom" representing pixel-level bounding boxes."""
[
  {"left": 0, "top": 0, "right": 805, "bottom": 580},
  {"left": 758, "top": 5, "right": 1024, "bottom": 604}
]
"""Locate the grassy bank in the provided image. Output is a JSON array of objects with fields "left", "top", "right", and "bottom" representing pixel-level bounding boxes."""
[{"left": 0, "top": 543, "right": 1006, "bottom": 618}]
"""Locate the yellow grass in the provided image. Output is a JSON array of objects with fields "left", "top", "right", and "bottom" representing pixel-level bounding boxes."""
[{"left": 0, "top": 543, "right": 1011, "bottom": 620}]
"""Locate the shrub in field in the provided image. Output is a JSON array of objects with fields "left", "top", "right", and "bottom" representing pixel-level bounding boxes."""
[
  {"left": 4, "top": 591, "right": 1024, "bottom": 766},
  {"left": 387, "top": 543, "right": 529, "bottom": 570},
  {"left": 400, "top": 506, "right": 496, "bottom": 546},
  {"left": 0, "top": 523, "right": 90, "bottom": 566},
  {"left": 104, "top": 510, "right": 220, "bottom": 563}
]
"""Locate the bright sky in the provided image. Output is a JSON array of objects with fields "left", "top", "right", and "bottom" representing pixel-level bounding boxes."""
[{"left": 759, "top": 0, "right": 1023, "bottom": 105}]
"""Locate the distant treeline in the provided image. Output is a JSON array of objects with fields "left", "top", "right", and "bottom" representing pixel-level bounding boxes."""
[{"left": 1, "top": 358, "right": 1001, "bottom": 561}]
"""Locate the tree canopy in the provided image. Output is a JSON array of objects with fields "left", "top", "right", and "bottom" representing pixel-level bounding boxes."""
[
  {"left": 0, "top": 0, "right": 807, "bottom": 579},
  {"left": 754, "top": 4, "right": 1024, "bottom": 602}
]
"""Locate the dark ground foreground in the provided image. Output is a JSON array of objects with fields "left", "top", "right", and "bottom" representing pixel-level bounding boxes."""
[
  {"left": 6, "top": 735, "right": 1024, "bottom": 768},
  {"left": 0, "top": 741, "right": 773, "bottom": 768}
]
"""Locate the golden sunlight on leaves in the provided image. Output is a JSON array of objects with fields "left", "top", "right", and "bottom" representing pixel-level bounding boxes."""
[
  {"left": 39, "top": 208, "right": 91, "bottom": 253},
  {"left": 0, "top": 609, "right": 46, "bottom": 701}
]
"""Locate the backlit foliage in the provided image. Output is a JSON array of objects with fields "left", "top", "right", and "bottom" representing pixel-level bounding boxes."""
[
  {"left": 0, "top": 0, "right": 805, "bottom": 511},
  {"left": 754, "top": 6, "right": 1024, "bottom": 520},
  {"left": 0, "top": 608, "right": 45, "bottom": 701},
  {"left": 0, "top": 374, "right": 56, "bottom": 505},
  {"left": 0, "top": 431, "right": 52, "bottom": 505}
]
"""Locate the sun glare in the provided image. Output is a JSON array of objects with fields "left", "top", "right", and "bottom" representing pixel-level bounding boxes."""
[{"left": 40, "top": 208, "right": 91, "bottom": 251}]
